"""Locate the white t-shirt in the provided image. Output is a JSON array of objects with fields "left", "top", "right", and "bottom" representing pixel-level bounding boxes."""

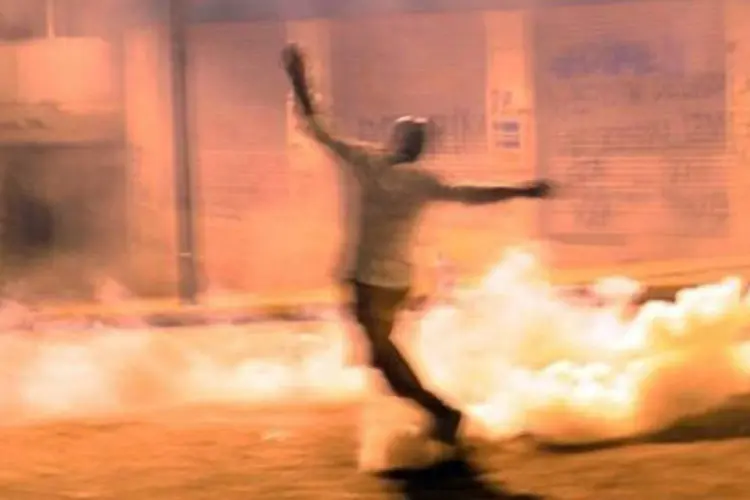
[{"left": 305, "top": 116, "right": 522, "bottom": 289}]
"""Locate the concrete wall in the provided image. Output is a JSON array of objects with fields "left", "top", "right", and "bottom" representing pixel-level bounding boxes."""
[
  {"left": 189, "top": 21, "right": 292, "bottom": 295},
  {"left": 123, "top": 0, "right": 750, "bottom": 300},
  {"left": 0, "top": 38, "right": 118, "bottom": 105},
  {"left": 0, "top": 37, "right": 127, "bottom": 301},
  {"left": 122, "top": 25, "right": 178, "bottom": 297},
  {"left": 179, "top": 12, "right": 524, "bottom": 296}
]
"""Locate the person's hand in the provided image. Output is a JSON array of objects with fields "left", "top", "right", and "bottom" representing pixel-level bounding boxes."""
[
  {"left": 281, "top": 43, "right": 316, "bottom": 117},
  {"left": 282, "top": 44, "right": 305, "bottom": 78},
  {"left": 523, "top": 179, "right": 555, "bottom": 199}
]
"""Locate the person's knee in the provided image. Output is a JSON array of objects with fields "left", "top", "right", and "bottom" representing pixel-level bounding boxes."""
[
  {"left": 370, "top": 337, "right": 400, "bottom": 370},
  {"left": 370, "top": 339, "right": 406, "bottom": 373}
]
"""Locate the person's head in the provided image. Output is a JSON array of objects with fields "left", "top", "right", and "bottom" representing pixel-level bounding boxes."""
[{"left": 388, "top": 116, "right": 428, "bottom": 164}]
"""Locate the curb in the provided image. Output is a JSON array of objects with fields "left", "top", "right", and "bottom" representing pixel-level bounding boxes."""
[{"left": 4, "top": 284, "right": 695, "bottom": 330}]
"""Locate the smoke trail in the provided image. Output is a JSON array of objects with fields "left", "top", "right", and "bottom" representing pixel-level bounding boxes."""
[
  {"left": 0, "top": 246, "right": 749, "bottom": 467},
  {"left": 410, "top": 249, "right": 750, "bottom": 445}
]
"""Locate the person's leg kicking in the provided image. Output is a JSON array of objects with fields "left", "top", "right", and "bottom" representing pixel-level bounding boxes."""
[{"left": 352, "top": 281, "right": 463, "bottom": 445}]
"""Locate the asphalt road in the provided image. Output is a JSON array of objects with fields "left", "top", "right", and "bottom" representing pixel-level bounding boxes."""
[{"left": 2, "top": 398, "right": 750, "bottom": 500}]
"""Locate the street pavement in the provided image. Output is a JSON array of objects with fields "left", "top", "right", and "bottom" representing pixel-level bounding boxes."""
[{"left": 2, "top": 400, "right": 750, "bottom": 499}]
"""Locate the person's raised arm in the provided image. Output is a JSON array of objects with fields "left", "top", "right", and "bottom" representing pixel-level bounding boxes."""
[
  {"left": 425, "top": 177, "right": 554, "bottom": 205},
  {"left": 297, "top": 112, "right": 371, "bottom": 167},
  {"left": 282, "top": 43, "right": 374, "bottom": 176}
]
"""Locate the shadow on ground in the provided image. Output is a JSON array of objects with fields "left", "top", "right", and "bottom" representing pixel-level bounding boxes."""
[
  {"left": 378, "top": 458, "right": 544, "bottom": 500},
  {"left": 537, "top": 393, "right": 750, "bottom": 454},
  {"left": 648, "top": 394, "right": 750, "bottom": 444}
]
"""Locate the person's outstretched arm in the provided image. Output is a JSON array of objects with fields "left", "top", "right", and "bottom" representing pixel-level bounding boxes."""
[{"left": 426, "top": 178, "right": 554, "bottom": 204}]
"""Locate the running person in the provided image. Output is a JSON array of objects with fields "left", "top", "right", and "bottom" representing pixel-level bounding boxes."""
[{"left": 283, "top": 45, "right": 554, "bottom": 447}]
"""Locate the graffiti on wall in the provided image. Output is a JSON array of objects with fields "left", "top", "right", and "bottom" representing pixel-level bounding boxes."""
[{"left": 535, "top": 1, "right": 729, "bottom": 264}]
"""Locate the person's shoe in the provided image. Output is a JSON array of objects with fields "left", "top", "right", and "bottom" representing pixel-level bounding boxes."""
[{"left": 429, "top": 409, "right": 463, "bottom": 446}]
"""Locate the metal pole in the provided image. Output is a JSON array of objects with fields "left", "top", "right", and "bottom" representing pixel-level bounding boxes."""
[
  {"left": 45, "top": 0, "right": 56, "bottom": 38},
  {"left": 168, "top": 0, "right": 199, "bottom": 304}
]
